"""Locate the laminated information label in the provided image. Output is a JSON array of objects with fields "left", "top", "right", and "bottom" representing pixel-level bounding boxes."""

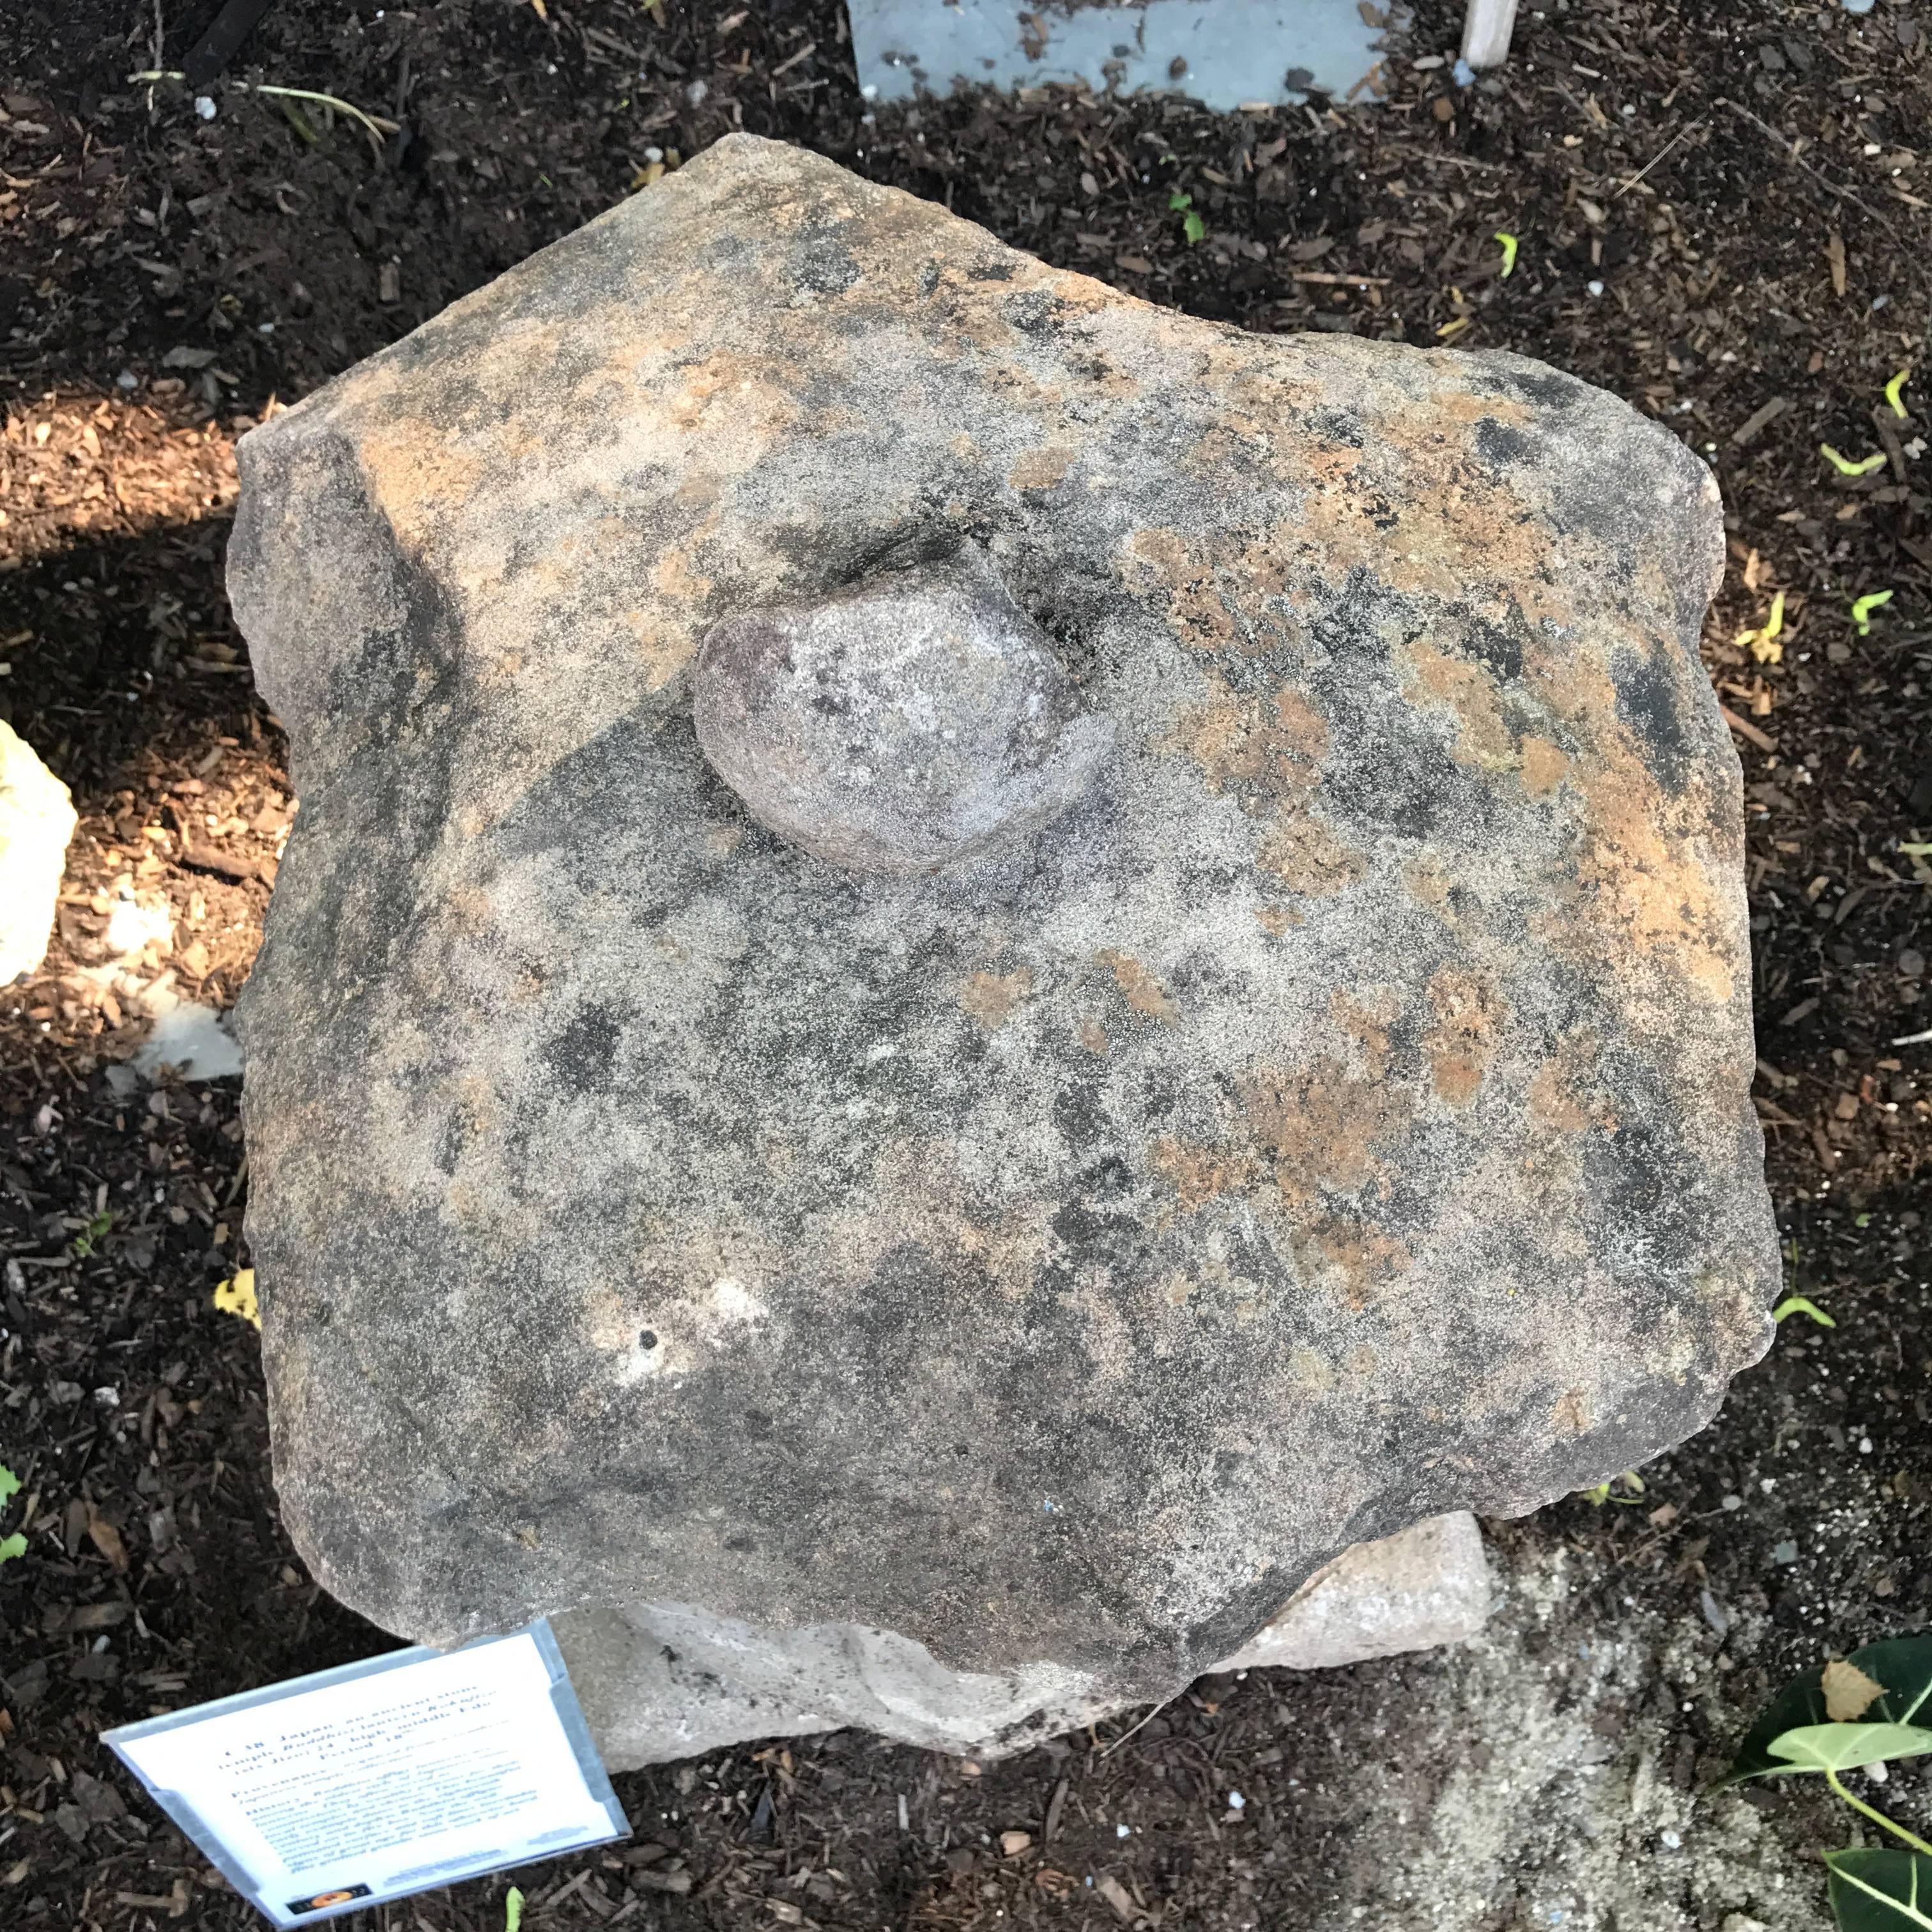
[{"left": 105, "top": 1620, "right": 625, "bottom": 1926}]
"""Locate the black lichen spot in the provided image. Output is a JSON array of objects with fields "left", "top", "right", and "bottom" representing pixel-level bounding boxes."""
[
  {"left": 1000, "top": 289, "right": 1062, "bottom": 335},
  {"left": 542, "top": 1004, "right": 623, "bottom": 1090},
  {"left": 790, "top": 235, "right": 861, "bottom": 299},
  {"left": 1474, "top": 416, "right": 1533, "bottom": 473},
  {"left": 967, "top": 255, "right": 1019, "bottom": 281},
  {"left": 639, "top": 1330, "right": 657, "bottom": 1350},
  {"left": 1463, "top": 615, "right": 1526, "bottom": 682},
  {"left": 1308, "top": 407, "right": 1366, "bottom": 449},
  {"left": 1479, "top": 364, "right": 1588, "bottom": 413},
  {"left": 1613, "top": 647, "right": 1692, "bottom": 797}
]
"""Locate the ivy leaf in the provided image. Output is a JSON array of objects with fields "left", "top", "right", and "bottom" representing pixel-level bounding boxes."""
[
  {"left": 0, "top": 1533, "right": 24, "bottom": 1565},
  {"left": 1715, "top": 1634, "right": 1932, "bottom": 1788},
  {"left": 1826, "top": 1850, "right": 1932, "bottom": 1931},
  {"left": 1767, "top": 1724, "right": 1932, "bottom": 1774},
  {"left": 0, "top": 1464, "right": 19, "bottom": 1508}
]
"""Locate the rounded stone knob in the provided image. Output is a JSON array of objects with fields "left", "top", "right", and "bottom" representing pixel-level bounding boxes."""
[{"left": 693, "top": 549, "right": 1114, "bottom": 875}]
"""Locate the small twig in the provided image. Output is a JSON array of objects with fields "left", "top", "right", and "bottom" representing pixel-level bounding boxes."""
[
  {"left": 1378, "top": 144, "right": 1514, "bottom": 175},
  {"left": 1714, "top": 98, "right": 1887, "bottom": 223},
  {"left": 125, "top": 69, "right": 399, "bottom": 144},
  {"left": 1611, "top": 116, "right": 1706, "bottom": 200},
  {"left": 1098, "top": 1696, "right": 1174, "bottom": 1759},
  {"left": 1719, "top": 705, "right": 1777, "bottom": 755}
]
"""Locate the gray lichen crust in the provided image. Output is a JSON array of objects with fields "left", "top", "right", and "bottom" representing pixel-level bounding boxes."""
[
  {"left": 228, "top": 134, "right": 1777, "bottom": 1697},
  {"left": 694, "top": 546, "right": 1114, "bottom": 873}
]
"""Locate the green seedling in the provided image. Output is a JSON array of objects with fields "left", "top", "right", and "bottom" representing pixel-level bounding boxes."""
[
  {"left": 126, "top": 70, "right": 399, "bottom": 149},
  {"left": 1167, "top": 188, "right": 1205, "bottom": 245},
  {"left": 1736, "top": 588, "right": 1786, "bottom": 664},
  {"left": 1851, "top": 590, "right": 1894, "bottom": 635},
  {"left": 1821, "top": 445, "right": 1889, "bottom": 477},
  {"left": 1885, "top": 369, "right": 1912, "bottom": 418},
  {"left": 70, "top": 1210, "right": 114, "bottom": 1259},
  {"left": 1717, "top": 1632, "right": 1932, "bottom": 1928},
  {"left": 1494, "top": 230, "right": 1519, "bottom": 277},
  {"left": 0, "top": 1463, "right": 22, "bottom": 1567},
  {"left": 1581, "top": 1469, "right": 1646, "bottom": 1506},
  {"left": 505, "top": 1887, "right": 525, "bottom": 1932},
  {"left": 1774, "top": 1294, "right": 1836, "bottom": 1326}
]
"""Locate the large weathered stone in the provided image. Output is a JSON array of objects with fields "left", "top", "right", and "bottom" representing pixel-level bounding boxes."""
[
  {"left": 229, "top": 135, "right": 1777, "bottom": 1726},
  {"left": 0, "top": 721, "right": 77, "bottom": 986}
]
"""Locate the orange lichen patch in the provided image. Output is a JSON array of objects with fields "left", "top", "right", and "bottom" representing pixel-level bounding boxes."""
[
  {"left": 1259, "top": 809, "right": 1367, "bottom": 896},
  {"left": 1520, "top": 735, "right": 1570, "bottom": 798},
  {"left": 444, "top": 885, "right": 495, "bottom": 937},
  {"left": 1567, "top": 769, "right": 1737, "bottom": 1004},
  {"left": 1008, "top": 444, "right": 1077, "bottom": 491},
  {"left": 1296, "top": 1215, "right": 1414, "bottom": 1312},
  {"left": 960, "top": 966, "right": 1035, "bottom": 1032},
  {"left": 1243, "top": 1057, "right": 1411, "bottom": 1204},
  {"left": 1551, "top": 1388, "right": 1591, "bottom": 1435},
  {"left": 1077, "top": 1018, "right": 1110, "bottom": 1055},
  {"left": 1095, "top": 949, "right": 1177, "bottom": 1023},
  {"left": 622, "top": 609, "right": 702, "bottom": 692},
  {"left": 584, "top": 1285, "right": 637, "bottom": 1353},
  {"left": 1330, "top": 988, "right": 1395, "bottom": 1081},
  {"left": 1151, "top": 1137, "right": 1257, "bottom": 1211},
  {"left": 1405, "top": 861, "right": 1453, "bottom": 912},
  {"left": 1422, "top": 966, "right": 1503, "bottom": 1108},
  {"left": 354, "top": 422, "right": 488, "bottom": 553},
  {"left": 457, "top": 1073, "right": 500, "bottom": 1140},
  {"left": 1255, "top": 904, "right": 1300, "bottom": 935},
  {"left": 1121, "top": 526, "right": 1240, "bottom": 657},
  {"left": 1260, "top": 396, "right": 1561, "bottom": 613},
  {"left": 1232, "top": 531, "right": 1295, "bottom": 601},
  {"left": 1404, "top": 637, "right": 1515, "bottom": 771},
  {"left": 1528, "top": 1037, "right": 1619, "bottom": 1136},
  {"left": 1174, "top": 678, "right": 1328, "bottom": 809},
  {"left": 1514, "top": 643, "right": 1740, "bottom": 1004}
]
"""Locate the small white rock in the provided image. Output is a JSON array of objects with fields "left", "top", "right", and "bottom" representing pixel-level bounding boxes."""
[
  {"left": 0, "top": 721, "right": 77, "bottom": 986},
  {"left": 194, "top": 95, "right": 217, "bottom": 120}
]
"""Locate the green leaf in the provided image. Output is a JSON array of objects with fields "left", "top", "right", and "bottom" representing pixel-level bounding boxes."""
[
  {"left": 1768, "top": 1724, "right": 1932, "bottom": 1774},
  {"left": 1774, "top": 1295, "right": 1836, "bottom": 1327},
  {"left": 1183, "top": 211, "right": 1206, "bottom": 245},
  {"left": 1717, "top": 1635, "right": 1932, "bottom": 1788},
  {"left": 1167, "top": 188, "right": 1192, "bottom": 211},
  {"left": 0, "top": 1464, "right": 19, "bottom": 1507},
  {"left": 0, "top": 1533, "right": 24, "bottom": 1565},
  {"left": 505, "top": 1886, "right": 524, "bottom": 1932},
  {"left": 1827, "top": 1850, "right": 1932, "bottom": 1931}
]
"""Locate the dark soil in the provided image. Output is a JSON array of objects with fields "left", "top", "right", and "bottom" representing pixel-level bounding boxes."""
[{"left": 0, "top": 1, "right": 1928, "bottom": 1928}]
